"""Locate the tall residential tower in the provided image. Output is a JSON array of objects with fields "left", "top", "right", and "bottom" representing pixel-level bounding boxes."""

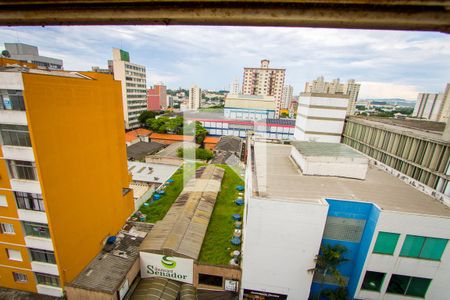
[
  {"left": 109, "top": 48, "right": 147, "bottom": 129},
  {"left": 188, "top": 85, "right": 201, "bottom": 110},
  {"left": 0, "top": 65, "right": 134, "bottom": 297}
]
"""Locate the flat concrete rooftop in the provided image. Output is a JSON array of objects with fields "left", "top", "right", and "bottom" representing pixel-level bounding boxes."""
[
  {"left": 252, "top": 142, "right": 450, "bottom": 217},
  {"left": 292, "top": 141, "right": 366, "bottom": 158}
]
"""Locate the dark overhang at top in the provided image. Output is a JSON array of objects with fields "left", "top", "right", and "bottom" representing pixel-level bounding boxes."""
[{"left": 0, "top": 1, "right": 449, "bottom": 33}]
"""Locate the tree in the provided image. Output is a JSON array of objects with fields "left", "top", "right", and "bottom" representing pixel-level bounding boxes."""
[
  {"left": 185, "top": 121, "right": 208, "bottom": 145},
  {"left": 322, "top": 287, "right": 348, "bottom": 300},
  {"left": 280, "top": 112, "right": 289, "bottom": 118},
  {"left": 177, "top": 147, "right": 213, "bottom": 161},
  {"left": 309, "top": 244, "right": 349, "bottom": 300},
  {"left": 138, "top": 111, "right": 158, "bottom": 126}
]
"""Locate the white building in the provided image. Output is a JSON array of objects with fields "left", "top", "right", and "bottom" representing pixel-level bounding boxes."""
[
  {"left": 281, "top": 85, "right": 293, "bottom": 109},
  {"left": 224, "top": 94, "right": 277, "bottom": 120},
  {"left": 242, "top": 59, "right": 285, "bottom": 117},
  {"left": 230, "top": 78, "right": 240, "bottom": 95},
  {"left": 412, "top": 83, "right": 450, "bottom": 123},
  {"left": 305, "top": 76, "right": 360, "bottom": 115},
  {"left": 242, "top": 138, "right": 450, "bottom": 300},
  {"left": 4, "top": 43, "right": 63, "bottom": 70},
  {"left": 109, "top": 48, "right": 147, "bottom": 129},
  {"left": 188, "top": 85, "right": 201, "bottom": 110},
  {"left": 294, "top": 92, "right": 349, "bottom": 143}
]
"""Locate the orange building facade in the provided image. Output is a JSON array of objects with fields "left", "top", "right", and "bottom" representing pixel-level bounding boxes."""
[{"left": 0, "top": 69, "right": 134, "bottom": 297}]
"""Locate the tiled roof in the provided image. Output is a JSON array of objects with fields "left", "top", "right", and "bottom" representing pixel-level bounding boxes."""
[
  {"left": 125, "top": 128, "right": 152, "bottom": 142},
  {"left": 150, "top": 133, "right": 195, "bottom": 142},
  {"left": 204, "top": 136, "right": 220, "bottom": 144}
]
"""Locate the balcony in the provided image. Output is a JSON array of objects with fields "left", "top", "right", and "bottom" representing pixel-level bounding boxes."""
[
  {"left": 0, "top": 110, "right": 27, "bottom": 125},
  {"left": 24, "top": 236, "right": 54, "bottom": 251},
  {"left": 31, "top": 261, "right": 59, "bottom": 276},
  {"left": 17, "top": 209, "right": 48, "bottom": 224},
  {"left": 1, "top": 145, "right": 35, "bottom": 161},
  {"left": 10, "top": 179, "right": 41, "bottom": 194},
  {"left": 36, "top": 285, "right": 63, "bottom": 297}
]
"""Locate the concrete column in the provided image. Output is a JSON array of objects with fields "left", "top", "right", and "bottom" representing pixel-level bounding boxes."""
[{"left": 443, "top": 118, "right": 450, "bottom": 141}]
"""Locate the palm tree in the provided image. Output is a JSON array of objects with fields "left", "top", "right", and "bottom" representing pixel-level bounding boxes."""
[{"left": 309, "top": 244, "right": 349, "bottom": 300}]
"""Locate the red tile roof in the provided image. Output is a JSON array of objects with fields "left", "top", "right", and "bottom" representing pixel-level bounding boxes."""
[
  {"left": 125, "top": 128, "right": 152, "bottom": 143},
  {"left": 150, "top": 133, "right": 195, "bottom": 142},
  {"left": 203, "top": 136, "right": 220, "bottom": 144}
]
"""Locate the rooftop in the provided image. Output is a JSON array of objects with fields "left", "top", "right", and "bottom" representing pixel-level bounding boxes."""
[
  {"left": 125, "top": 128, "right": 152, "bottom": 143},
  {"left": 69, "top": 222, "right": 153, "bottom": 294},
  {"left": 292, "top": 141, "right": 366, "bottom": 159},
  {"left": 140, "top": 165, "right": 224, "bottom": 260},
  {"left": 251, "top": 141, "right": 450, "bottom": 217},
  {"left": 155, "top": 141, "right": 198, "bottom": 158},
  {"left": 128, "top": 161, "right": 179, "bottom": 184},
  {"left": 216, "top": 136, "right": 243, "bottom": 153},
  {"left": 347, "top": 116, "right": 448, "bottom": 143},
  {"left": 127, "top": 141, "right": 165, "bottom": 160},
  {"left": 150, "top": 133, "right": 195, "bottom": 142}
]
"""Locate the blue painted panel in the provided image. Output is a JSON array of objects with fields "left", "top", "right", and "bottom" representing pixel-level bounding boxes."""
[{"left": 308, "top": 199, "right": 380, "bottom": 299}]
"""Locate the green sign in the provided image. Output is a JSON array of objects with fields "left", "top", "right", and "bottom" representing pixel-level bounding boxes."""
[{"left": 120, "top": 49, "right": 130, "bottom": 62}]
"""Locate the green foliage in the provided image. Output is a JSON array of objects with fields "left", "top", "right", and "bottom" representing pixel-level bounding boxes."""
[
  {"left": 198, "top": 164, "right": 244, "bottom": 265},
  {"left": 138, "top": 110, "right": 158, "bottom": 125},
  {"left": 280, "top": 112, "right": 289, "bottom": 118},
  {"left": 185, "top": 121, "right": 208, "bottom": 144},
  {"left": 177, "top": 147, "right": 214, "bottom": 161},
  {"left": 322, "top": 287, "right": 349, "bottom": 300},
  {"left": 311, "top": 244, "right": 349, "bottom": 300},
  {"left": 356, "top": 105, "right": 366, "bottom": 111}
]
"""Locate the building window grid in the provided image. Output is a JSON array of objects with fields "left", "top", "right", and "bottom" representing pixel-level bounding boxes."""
[
  {"left": 35, "top": 272, "right": 60, "bottom": 287},
  {"left": 0, "top": 223, "right": 15, "bottom": 234},
  {"left": 0, "top": 124, "right": 32, "bottom": 147},
  {"left": 0, "top": 90, "right": 26, "bottom": 111},
  {"left": 386, "top": 274, "right": 431, "bottom": 298},
  {"left": 23, "top": 221, "right": 50, "bottom": 238},
  {"left": 8, "top": 160, "right": 38, "bottom": 181},
  {"left": 13, "top": 272, "right": 28, "bottom": 283},
  {"left": 400, "top": 235, "right": 448, "bottom": 261},
  {"left": 15, "top": 192, "right": 45, "bottom": 212},
  {"left": 30, "top": 248, "right": 56, "bottom": 264}
]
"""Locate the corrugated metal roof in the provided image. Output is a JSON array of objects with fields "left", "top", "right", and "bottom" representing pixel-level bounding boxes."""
[{"left": 139, "top": 165, "right": 224, "bottom": 260}]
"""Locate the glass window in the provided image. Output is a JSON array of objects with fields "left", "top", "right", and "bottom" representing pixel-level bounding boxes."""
[
  {"left": 15, "top": 192, "right": 45, "bottom": 212},
  {"left": 0, "top": 90, "right": 25, "bottom": 111},
  {"left": 7, "top": 249, "right": 22, "bottom": 261},
  {"left": 373, "top": 232, "right": 400, "bottom": 255},
  {"left": 0, "top": 223, "right": 15, "bottom": 234},
  {"left": 387, "top": 275, "right": 431, "bottom": 298},
  {"left": 23, "top": 222, "right": 50, "bottom": 238},
  {"left": 198, "top": 274, "right": 223, "bottom": 287},
  {"left": 30, "top": 248, "right": 56, "bottom": 264},
  {"left": 361, "top": 271, "right": 385, "bottom": 292},
  {"left": 400, "top": 235, "right": 448, "bottom": 261},
  {"left": 7, "top": 160, "right": 38, "bottom": 181},
  {"left": 0, "top": 124, "right": 31, "bottom": 147},
  {"left": 35, "top": 273, "right": 60, "bottom": 287},
  {"left": 13, "top": 272, "right": 28, "bottom": 282}
]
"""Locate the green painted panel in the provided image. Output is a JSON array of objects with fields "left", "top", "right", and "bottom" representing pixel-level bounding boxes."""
[
  {"left": 120, "top": 49, "right": 130, "bottom": 62},
  {"left": 373, "top": 232, "right": 400, "bottom": 255},
  {"left": 400, "top": 235, "right": 425, "bottom": 257},
  {"left": 420, "top": 238, "right": 448, "bottom": 260}
]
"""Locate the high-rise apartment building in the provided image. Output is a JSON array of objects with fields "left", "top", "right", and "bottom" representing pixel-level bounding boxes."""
[
  {"left": 147, "top": 84, "right": 167, "bottom": 111},
  {"left": 0, "top": 66, "right": 134, "bottom": 297},
  {"left": 188, "top": 85, "right": 201, "bottom": 110},
  {"left": 108, "top": 48, "right": 147, "bottom": 129},
  {"left": 242, "top": 59, "right": 285, "bottom": 117},
  {"left": 230, "top": 78, "right": 240, "bottom": 95},
  {"left": 305, "top": 76, "right": 360, "bottom": 115},
  {"left": 4, "top": 43, "right": 63, "bottom": 70},
  {"left": 281, "top": 85, "right": 294, "bottom": 109},
  {"left": 412, "top": 83, "right": 450, "bottom": 123}
]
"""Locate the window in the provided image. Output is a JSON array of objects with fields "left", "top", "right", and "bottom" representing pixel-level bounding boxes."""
[
  {"left": 361, "top": 271, "right": 385, "bottom": 292},
  {"left": 35, "top": 273, "right": 60, "bottom": 287},
  {"left": 30, "top": 248, "right": 56, "bottom": 264},
  {"left": 387, "top": 275, "right": 431, "bottom": 298},
  {"left": 15, "top": 192, "right": 45, "bottom": 211},
  {"left": 0, "top": 223, "right": 15, "bottom": 234},
  {"left": 13, "top": 272, "right": 28, "bottom": 283},
  {"left": 400, "top": 235, "right": 448, "bottom": 261},
  {"left": 373, "top": 232, "right": 400, "bottom": 255},
  {"left": 0, "top": 124, "right": 31, "bottom": 147},
  {"left": 7, "top": 249, "right": 22, "bottom": 261},
  {"left": 7, "top": 160, "right": 38, "bottom": 180},
  {"left": 23, "top": 221, "right": 50, "bottom": 238},
  {"left": 0, "top": 90, "right": 25, "bottom": 111},
  {"left": 198, "top": 274, "right": 223, "bottom": 287},
  {"left": 0, "top": 194, "right": 7, "bottom": 207}
]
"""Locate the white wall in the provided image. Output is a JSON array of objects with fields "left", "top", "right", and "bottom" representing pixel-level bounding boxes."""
[
  {"left": 241, "top": 196, "right": 328, "bottom": 299},
  {"left": 0, "top": 72, "right": 24, "bottom": 90},
  {"left": 355, "top": 211, "right": 450, "bottom": 300}
]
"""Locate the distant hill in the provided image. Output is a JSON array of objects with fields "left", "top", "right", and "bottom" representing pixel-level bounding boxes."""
[{"left": 358, "top": 98, "right": 416, "bottom": 107}]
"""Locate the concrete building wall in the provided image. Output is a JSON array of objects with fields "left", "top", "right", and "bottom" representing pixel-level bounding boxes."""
[
  {"left": 355, "top": 211, "right": 450, "bottom": 300},
  {"left": 294, "top": 93, "right": 348, "bottom": 143},
  {"left": 342, "top": 117, "right": 450, "bottom": 198},
  {"left": 21, "top": 72, "right": 134, "bottom": 288},
  {"left": 412, "top": 84, "right": 450, "bottom": 123},
  {"left": 241, "top": 194, "right": 328, "bottom": 299},
  {"left": 188, "top": 85, "right": 201, "bottom": 110}
]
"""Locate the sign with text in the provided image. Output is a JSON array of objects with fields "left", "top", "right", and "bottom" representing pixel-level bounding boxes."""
[{"left": 140, "top": 252, "right": 194, "bottom": 284}]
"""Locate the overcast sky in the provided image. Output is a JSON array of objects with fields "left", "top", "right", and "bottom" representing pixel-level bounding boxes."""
[{"left": 1, "top": 26, "right": 449, "bottom": 100}]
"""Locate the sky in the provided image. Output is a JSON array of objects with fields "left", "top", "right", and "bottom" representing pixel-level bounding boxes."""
[{"left": 1, "top": 26, "right": 449, "bottom": 100}]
